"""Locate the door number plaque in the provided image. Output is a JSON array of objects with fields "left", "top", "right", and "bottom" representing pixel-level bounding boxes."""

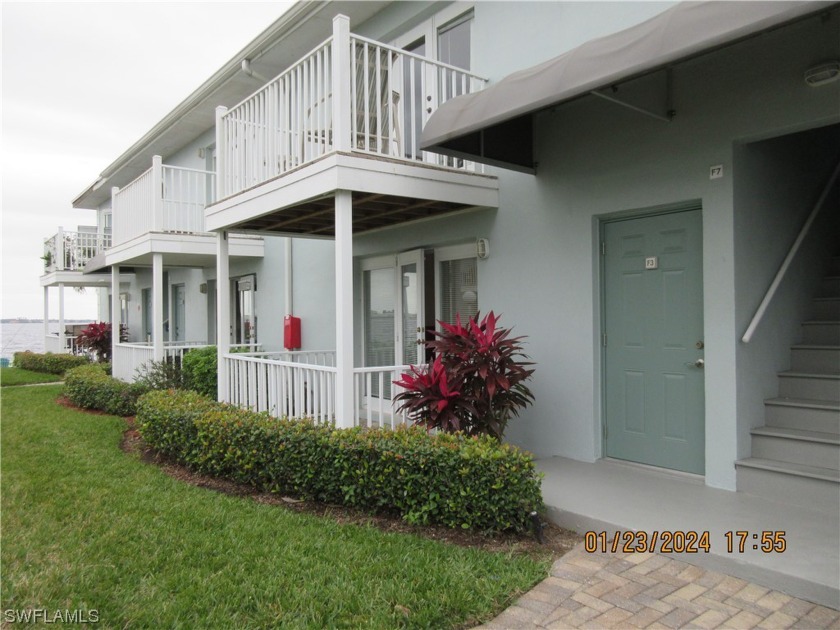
[{"left": 645, "top": 256, "right": 659, "bottom": 270}]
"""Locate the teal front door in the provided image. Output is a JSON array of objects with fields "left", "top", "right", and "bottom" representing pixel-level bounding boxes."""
[{"left": 603, "top": 209, "right": 705, "bottom": 474}]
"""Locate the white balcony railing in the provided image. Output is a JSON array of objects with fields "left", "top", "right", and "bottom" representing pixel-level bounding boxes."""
[
  {"left": 217, "top": 18, "right": 487, "bottom": 198},
  {"left": 43, "top": 228, "right": 111, "bottom": 273},
  {"left": 224, "top": 350, "right": 414, "bottom": 429},
  {"left": 112, "top": 158, "right": 215, "bottom": 246}
]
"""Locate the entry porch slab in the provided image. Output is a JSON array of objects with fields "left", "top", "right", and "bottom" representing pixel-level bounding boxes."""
[{"left": 538, "top": 456, "right": 839, "bottom": 609}]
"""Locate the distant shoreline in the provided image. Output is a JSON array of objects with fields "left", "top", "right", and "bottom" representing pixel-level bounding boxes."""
[{"left": 1, "top": 319, "right": 93, "bottom": 324}]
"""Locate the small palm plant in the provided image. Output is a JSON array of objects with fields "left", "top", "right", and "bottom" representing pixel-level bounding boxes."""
[{"left": 393, "top": 311, "right": 535, "bottom": 440}]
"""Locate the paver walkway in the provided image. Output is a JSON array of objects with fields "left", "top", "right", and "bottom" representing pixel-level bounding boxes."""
[{"left": 479, "top": 544, "right": 840, "bottom": 629}]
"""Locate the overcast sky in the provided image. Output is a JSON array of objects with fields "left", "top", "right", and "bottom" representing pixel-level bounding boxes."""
[{"left": 1, "top": 1, "right": 292, "bottom": 320}]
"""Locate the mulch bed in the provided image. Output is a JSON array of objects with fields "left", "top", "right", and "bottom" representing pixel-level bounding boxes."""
[{"left": 67, "top": 393, "right": 581, "bottom": 560}]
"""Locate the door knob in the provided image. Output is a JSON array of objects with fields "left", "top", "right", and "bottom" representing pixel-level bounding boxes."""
[
  {"left": 416, "top": 339, "right": 424, "bottom": 345},
  {"left": 694, "top": 359, "right": 704, "bottom": 368}
]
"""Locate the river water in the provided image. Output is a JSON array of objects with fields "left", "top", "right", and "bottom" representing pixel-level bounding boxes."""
[{"left": 1, "top": 322, "right": 92, "bottom": 362}]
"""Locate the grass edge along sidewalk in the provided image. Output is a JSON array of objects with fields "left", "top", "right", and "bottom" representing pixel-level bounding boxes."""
[
  {"left": 0, "top": 367, "right": 63, "bottom": 387},
  {"left": 1, "top": 384, "right": 548, "bottom": 629}
]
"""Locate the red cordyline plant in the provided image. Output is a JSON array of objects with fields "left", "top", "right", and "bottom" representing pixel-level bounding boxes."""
[
  {"left": 75, "top": 322, "right": 128, "bottom": 362},
  {"left": 393, "top": 311, "right": 535, "bottom": 440}
]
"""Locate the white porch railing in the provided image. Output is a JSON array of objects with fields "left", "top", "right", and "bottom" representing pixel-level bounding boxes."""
[
  {"left": 224, "top": 351, "right": 414, "bottom": 429},
  {"left": 224, "top": 353, "right": 337, "bottom": 423},
  {"left": 113, "top": 341, "right": 215, "bottom": 382},
  {"left": 44, "top": 333, "right": 76, "bottom": 354},
  {"left": 217, "top": 18, "right": 487, "bottom": 198},
  {"left": 43, "top": 228, "right": 111, "bottom": 273},
  {"left": 112, "top": 158, "right": 216, "bottom": 246},
  {"left": 353, "top": 365, "right": 411, "bottom": 429},
  {"left": 113, "top": 343, "right": 156, "bottom": 381}
]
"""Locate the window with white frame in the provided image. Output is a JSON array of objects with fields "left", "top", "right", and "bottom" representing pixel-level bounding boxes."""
[{"left": 436, "top": 243, "right": 478, "bottom": 326}]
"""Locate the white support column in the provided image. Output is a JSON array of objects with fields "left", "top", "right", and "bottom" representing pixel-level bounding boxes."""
[
  {"left": 215, "top": 106, "right": 228, "bottom": 201},
  {"left": 57, "top": 283, "right": 66, "bottom": 352},
  {"left": 151, "top": 155, "right": 163, "bottom": 231},
  {"left": 216, "top": 231, "right": 231, "bottom": 402},
  {"left": 43, "top": 287, "right": 49, "bottom": 342},
  {"left": 331, "top": 15, "right": 352, "bottom": 153},
  {"left": 152, "top": 253, "right": 164, "bottom": 362},
  {"left": 111, "top": 266, "right": 120, "bottom": 362},
  {"left": 334, "top": 190, "right": 354, "bottom": 427}
]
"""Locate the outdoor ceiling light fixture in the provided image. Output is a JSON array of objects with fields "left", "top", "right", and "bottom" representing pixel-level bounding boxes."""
[{"left": 804, "top": 61, "right": 840, "bottom": 87}]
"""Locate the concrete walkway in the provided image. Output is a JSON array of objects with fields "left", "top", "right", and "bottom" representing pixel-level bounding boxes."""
[
  {"left": 537, "top": 457, "right": 839, "bottom": 608},
  {"left": 479, "top": 545, "right": 840, "bottom": 629}
]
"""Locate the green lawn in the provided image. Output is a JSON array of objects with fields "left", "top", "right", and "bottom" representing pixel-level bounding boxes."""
[
  {"left": 1, "top": 385, "right": 548, "bottom": 628},
  {"left": 0, "top": 367, "right": 63, "bottom": 386}
]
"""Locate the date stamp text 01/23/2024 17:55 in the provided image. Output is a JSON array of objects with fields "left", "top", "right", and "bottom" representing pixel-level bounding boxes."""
[{"left": 584, "top": 531, "right": 787, "bottom": 555}]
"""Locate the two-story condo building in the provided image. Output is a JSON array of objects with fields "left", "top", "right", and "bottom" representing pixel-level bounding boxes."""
[{"left": 46, "top": 1, "right": 839, "bottom": 606}]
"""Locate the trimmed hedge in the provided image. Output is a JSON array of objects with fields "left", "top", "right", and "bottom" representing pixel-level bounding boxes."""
[
  {"left": 13, "top": 351, "right": 89, "bottom": 375},
  {"left": 63, "top": 365, "right": 148, "bottom": 417},
  {"left": 136, "top": 390, "right": 544, "bottom": 532}
]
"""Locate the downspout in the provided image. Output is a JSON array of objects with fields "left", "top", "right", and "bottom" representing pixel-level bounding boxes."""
[
  {"left": 285, "top": 237, "right": 293, "bottom": 316},
  {"left": 241, "top": 59, "right": 268, "bottom": 83}
]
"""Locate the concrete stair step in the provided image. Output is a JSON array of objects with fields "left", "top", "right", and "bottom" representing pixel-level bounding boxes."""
[
  {"left": 811, "top": 297, "right": 840, "bottom": 320},
  {"left": 751, "top": 426, "right": 839, "bottom": 470},
  {"left": 778, "top": 372, "right": 840, "bottom": 402},
  {"left": 790, "top": 345, "right": 840, "bottom": 374},
  {"left": 800, "top": 321, "right": 840, "bottom": 345},
  {"left": 765, "top": 397, "right": 840, "bottom": 433},
  {"left": 819, "top": 276, "right": 840, "bottom": 298},
  {"left": 736, "top": 457, "right": 840, "bottom": 513}
]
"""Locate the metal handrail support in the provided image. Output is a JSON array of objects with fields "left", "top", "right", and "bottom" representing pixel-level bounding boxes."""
[{"left": 742, "top": 160, "right": 840, "bottom": 343}]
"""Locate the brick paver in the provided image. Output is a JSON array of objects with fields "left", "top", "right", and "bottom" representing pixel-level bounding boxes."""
[{"left": 477, "top": 544, "right": 839, "bottom": 629}]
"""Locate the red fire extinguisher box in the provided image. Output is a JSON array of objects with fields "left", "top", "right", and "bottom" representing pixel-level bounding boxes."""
[{"left": 284, "top": 315, "right": 301, "bottom": 350}]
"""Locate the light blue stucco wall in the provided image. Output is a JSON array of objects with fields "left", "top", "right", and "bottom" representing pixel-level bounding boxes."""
[
  {"left": 99, "top": 2, "right": 838, "bottom": 492},
  {"left": 347, "top": 3, "right": 839, "bottom": 490}
]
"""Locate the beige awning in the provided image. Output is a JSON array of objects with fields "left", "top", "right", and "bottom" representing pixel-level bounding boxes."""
[{"left": 420, "top": 1, "right": 836, "bottom": 172}]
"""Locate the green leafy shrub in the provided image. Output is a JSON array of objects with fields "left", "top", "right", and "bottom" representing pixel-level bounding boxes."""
[
  {"left": 182, "top": 346, "right": 217, "bottom": 399},
  {"left": 136, "top": 390, "right": 543, "bottom": 532},
  {"left": 13, "top": 351, "right": 90, "bottom": 375},
  {"left": 135, "top": 359, "right": 188, "bottom": 391},
  {"left": 64, "top": 365, "right": 148, "bottom": 416}
]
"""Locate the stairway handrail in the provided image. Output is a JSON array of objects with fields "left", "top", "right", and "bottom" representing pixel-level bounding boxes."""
[{"left": 742, "top": 160, "right": 840, "bottom": 343}]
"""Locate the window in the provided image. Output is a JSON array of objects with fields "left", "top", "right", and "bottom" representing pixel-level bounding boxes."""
[
  {"left": 437, "top": 12, "right": 472, "bottom": 72},
  {"left": 235, "top": 275, "right": 256, "bottom": 345},
  {"left": 120, "top": 293, "right": 130, "bottom": 333},
  {"left": 435, "top": 244, "right": 478, "bottom": 326}
]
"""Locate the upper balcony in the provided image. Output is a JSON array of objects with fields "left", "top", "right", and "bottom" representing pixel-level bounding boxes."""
[
  {"left": 94, "top": 156, "right": 263, "bottom": 269},
  {"left": 207, "top": 15, "right": 499, "bottom": 236},
  {"left": 40, "top": 226, "right": 118, "bottom": 288},
  {"left": 43, "top": 227, "right": 110, "bottom": 273},
  {"left": 113, "top": 158, "right": 215, "bottom": 246}
]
